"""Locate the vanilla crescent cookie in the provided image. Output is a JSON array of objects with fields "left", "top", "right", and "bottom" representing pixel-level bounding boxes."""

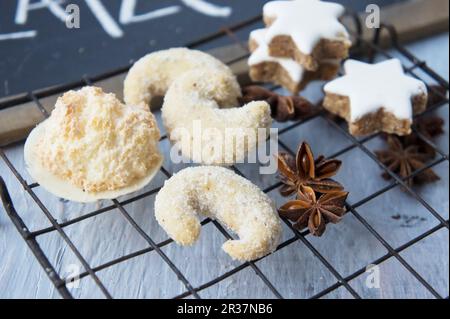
[
  {"left": 323, "top": 59, "right": 428, "bottom": 136},
  {"left": 24, "top": 86, "right": 163, "bottom": 202},
  {"left": 126, "top": 48, "right": 272, "bottom": 165},
  {"left": 154, "top": 166, "right": 282, "bottom": 261},
  {"left": 124, "top": 48, "right": 235, "bottom": 108},
  {"left": 162, "top": 68, "right": 271, "bottom": 164}
]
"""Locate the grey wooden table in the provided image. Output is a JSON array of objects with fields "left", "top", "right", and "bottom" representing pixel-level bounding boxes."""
[{"left": 0, "top": 33, "right": 448, "bottom": 299}]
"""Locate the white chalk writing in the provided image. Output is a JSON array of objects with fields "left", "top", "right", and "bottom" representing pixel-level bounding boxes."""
[
  {"left": 119, "top": 0, "right": 181, "bottom": 24},
  {"left": 180, "top": 0, "right": 231, "bottom": 17},
  {"left": 0, "top": 30, "right": 37, "bottom": 41},
  {"left": 5, "top": 0, "right": 234, "bottom": 40},
  {"left": 84, "top": 0, "right": 123, "bottom": 38},
  {"left": 16, "top": 0, "right": 68, "bottom": 24}
]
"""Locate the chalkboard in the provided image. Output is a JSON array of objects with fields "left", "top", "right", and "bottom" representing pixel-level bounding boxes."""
[{"left": 0, "top": 0, "right": 406, "bottom": 99}]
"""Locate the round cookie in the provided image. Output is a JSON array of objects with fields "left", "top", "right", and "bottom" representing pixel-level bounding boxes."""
[
  {"left": 154, "top": 166, "right": 282, "bottom": 261},
  {"left": 24, "top": 86, "right": 163, "bottom": 202}
]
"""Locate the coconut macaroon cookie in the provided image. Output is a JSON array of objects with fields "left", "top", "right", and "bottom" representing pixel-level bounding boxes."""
[
  {"left": 154, "top": 166, "right": 282, "bottom": 261},
  {"left": 24, "top": 86, "right": 163, "bottom": 202}
]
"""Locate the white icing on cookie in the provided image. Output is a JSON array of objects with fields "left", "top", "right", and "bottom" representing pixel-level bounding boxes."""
[
  {"left": 249, "top": 28, "right": 304, "bottom": 82},
  {"left": 263, "top": 0, "right": 349, "bottom": 55},
  {"left": 324, "top": 59, "right": 428, "bottom": 121}
]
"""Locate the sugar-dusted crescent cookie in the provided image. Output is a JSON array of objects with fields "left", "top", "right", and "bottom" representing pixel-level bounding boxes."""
[
  {"left": 154, "top": 166, "right": 282, "bottom": 261},
  {"left": 130, "top": 48, "right": 271, "bottom": 165},
  {"left": 263, "top": 0, "right": 351, "bottom": 71},
  {"left": 162, "top": 69, "right": 271, "bottom": 165},
  {"left": 124, "top": 48, "right": 234, "bottom": 108},
  {"left": 249, "top": 28, "right": 340, "bottom": 94},
  {"left": 323, "top": 59, "right": 428, "bottom": 136},
  {"left": 125, "top": 48, "right": 271, "bottom": 165},
  {"left": 24, "top": 86, "right": 163, "bottom": 202}
]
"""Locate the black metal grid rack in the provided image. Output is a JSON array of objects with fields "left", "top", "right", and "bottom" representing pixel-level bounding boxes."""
[{"left": 0, "top": 12, "right": 448, "bottom": 299}]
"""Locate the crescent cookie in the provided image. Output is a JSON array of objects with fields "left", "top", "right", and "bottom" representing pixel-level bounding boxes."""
[
  {"left": 162, "top": 68, "right": 272, "bottom": 164},
  {"left": 154, "top": 166, "right": 282, "bottom": 261},
  {"left": 124, "top": 48, "right": 236, "bottom": 108},
  {"left": 126, "top": 48, "right": 272, "bottom": 165},
  {"left": 24, "top": 86, "right": 163, "bottom": 202}
]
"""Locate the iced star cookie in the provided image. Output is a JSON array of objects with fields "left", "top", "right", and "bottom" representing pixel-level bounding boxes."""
[
  {"left": 263, "top": 0, "right": 351, "bottom": 71},
  {"left": 249, "top": 28, "right": 340, "bottom": 94},
  {"left": 323, "top": 59, "right": 428, "bottom": 136}
]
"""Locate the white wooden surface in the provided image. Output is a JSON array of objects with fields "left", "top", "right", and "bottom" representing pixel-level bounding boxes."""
[{"left": 0, "top": 34, "right": 448, "bottom": 299}]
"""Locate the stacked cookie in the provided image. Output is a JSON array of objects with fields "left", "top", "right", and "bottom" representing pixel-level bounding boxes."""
[{"left": 248, "top": 0, "right": 351, "bottom": 94}]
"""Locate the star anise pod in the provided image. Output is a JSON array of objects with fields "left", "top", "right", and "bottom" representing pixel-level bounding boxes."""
[
  {"left": 240, "top": 85, "right": 274, "bottom": 102},
  {"left": 276, "top": 142, "right": 343, "bottom": 196},
  {"left": 427, "top": 85, "right": 448, "bottom": 108},
  {"left": 416, "top": 116, "right": 445, "bottom": 139},
  {"left": 375, "top": 135, "right": 439, "bottom": 187},
  {"left": 407, "top": 116, "right": 445, "bottom": 158},
  {"left": 240, "top": 85, "right": 313, "bottom": 122},
  {"left": 380, "top": 115, "right": 444, "bottom": 158},
  {"left": 279, "top": 185, "right": 348, "bottom": 236}
]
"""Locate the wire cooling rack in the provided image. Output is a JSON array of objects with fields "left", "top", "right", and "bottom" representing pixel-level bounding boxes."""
[{"left": 0, "top": 12, "right": 448, "bottom": 299}]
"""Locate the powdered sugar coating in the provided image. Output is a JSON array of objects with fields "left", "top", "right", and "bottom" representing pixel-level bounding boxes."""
[
  {"left": 124, "top": 48, "right": 234, "bottom": 108},
  {"left": 162, "top": 67, "right": 271, "bottom": 165},
  {"left": 263, "top": 0, "right": 349, "bottom": 54},
  {"left": 125, "top": 48, "right": 272, "bottom": 165},
  {"left": 154, "top": 166, "right": 282, "bottom": 261}
]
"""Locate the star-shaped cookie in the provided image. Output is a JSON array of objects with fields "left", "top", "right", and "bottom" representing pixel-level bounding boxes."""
[
  {"left": 263, "top": 0, "right": 351, "bottom": 70},
  {"left": 324, "top": 59, "right": 428, "bottom": 136},
  {"left": 248, "top": 28, "right": 340, "bottom": 94},
  {"left": 249, "top": 28, "right": 304, "bottom": 85}
]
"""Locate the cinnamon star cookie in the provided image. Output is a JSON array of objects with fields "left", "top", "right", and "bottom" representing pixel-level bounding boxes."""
[
  {"left": 323, "top": 59, "right": 428, "bottom": 136},
  {"left": 263, "top": 0, "right": 351, "bottom": 71},
  {"left": 249, "top": 28, "right": 340, "bottom": 94}
]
